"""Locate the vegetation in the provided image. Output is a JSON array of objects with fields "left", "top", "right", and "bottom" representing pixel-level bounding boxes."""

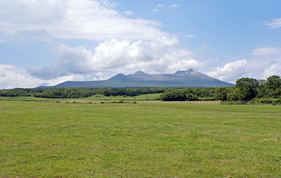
[
  {"left": 0, "top": 87, "right": 216, "bottom": 100},
  {"left": 215, "top": 75, "right": 281, "bottom": 104},
  {"left": 160, "top": 88, "right": 198, "bottom": 101},
  {"left": 0, "top": 101, "right": 280, "bottom": 177},
  {"left": 0, "top": 88, "right": 164, "bottom": 98},
  {"left": 161, "top": 75, "right": 281, "bottom": 102}
]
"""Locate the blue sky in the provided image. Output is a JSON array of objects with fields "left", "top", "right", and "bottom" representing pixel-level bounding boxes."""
[{"left": 0, "top": 0, "right": 281, "bottom": 89}]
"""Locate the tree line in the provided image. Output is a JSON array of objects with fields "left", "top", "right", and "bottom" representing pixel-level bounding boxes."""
[
  {"left": 215, "top": 75, "right": 281, "bottom": 103},
  {"left": 0, "top": 88, "right": 165, "bottom": 98},
  {"left": 159, "top": 88, "right": 215, "bottom": 101},
  {"left": 158, "top": 75, "right": 281, "bottom": 102}
]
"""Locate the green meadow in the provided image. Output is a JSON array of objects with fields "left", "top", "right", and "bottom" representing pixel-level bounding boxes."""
[
  {"left": 0, "top": 100, "right": 280, "bottom": 177},
  {"left": 0, "top": 93, "right": 162, "bottom": 102}
]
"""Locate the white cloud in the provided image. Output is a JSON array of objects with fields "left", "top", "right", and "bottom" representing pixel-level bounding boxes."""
[
  {"left": 1, "top": 36, "right": 203, "bottom": 88},
  {"left": 0, "top": 64, "right": 41, "bottom": 89},
  {"left": 28, "top": 37, "right": 203, "bottom": 80},
  {"left": 123, "top": 10, "right": 134, "bottom": 16},
  {"left": 247, "top": 47, "right": 281, "bottom": 79},
  {"left": 184, "top": 34, "right": 196, "bottom": 39},
  {"left": 252, "top": 47, "right": 281, "bottom": 56},
  {"left": 153, "top": 3, "right": 179, "bottom": 13},
  {"left": 157, "top": 3, "right": 179, "bottom": 8},
  {"left": 153, "top": 9, "right": 159, "bottom": 13},
  {"left": 157, "top": 4, "right": 164, "bottom": 8},
  {"left": 267, "top": 18, "right": 281, "bottom": 29},
  {"left": 0, "top": 64, "right": 105, "bottom": 89},
  {"left": 169, "top": 4, "right": 179, "bottom": 8},
  {"left": 264, "top": 64, "right": 281, "bottom": 78},
  {"left": 28, "top": 45, "right": 96, "bottom": 79},
  {"left": 168, "top": 59, "right": 202, "bottom": 71},
  {"left": 0, "top": 0, "right": 166, "bottom": 41},
  {"left": 208, "top": 60, "right": 247, "bottom": 82}
]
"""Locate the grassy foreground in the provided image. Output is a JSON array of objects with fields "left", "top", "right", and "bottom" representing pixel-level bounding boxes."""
[{"left": 0, "top": 101, "right": 280, "bottom": 177}]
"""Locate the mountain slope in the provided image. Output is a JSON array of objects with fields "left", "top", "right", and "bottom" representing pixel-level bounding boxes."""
[{"left": 39, "top": 69, "right": 234, "bottom": 88}]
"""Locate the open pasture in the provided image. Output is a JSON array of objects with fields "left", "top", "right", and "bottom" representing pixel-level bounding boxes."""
[{"left": 0, "top": 101, "right": 280, "bottom": 177}]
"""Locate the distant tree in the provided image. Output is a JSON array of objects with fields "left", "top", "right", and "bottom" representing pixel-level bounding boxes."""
[
  {"left": 186, "top": 93, "right": 198, "bottom": 101},
  {"left": 257, "top": 79, "right": 268, "bottom": 98},
  {"left": 266, "top": 75, "right": 281, "bottom": 91},
  {"left": 227, "top": 89, "right": 239, "bottom": 101},
  {"left": 160, "top": 89, "right": 200, "bottom": 101},
  {"left": 193, "top": 88, "right": 215, "bottom": 98},
  {"left": 236, "top": 78, "right": 259, "bottom": 101},
  {"left": 215, "top": 87, "right": 228, "bottom": 101},
  {"left": 160, "top": 89, "right": 187, "bottom": 101}
]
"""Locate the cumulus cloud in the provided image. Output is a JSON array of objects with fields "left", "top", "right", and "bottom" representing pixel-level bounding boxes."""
[
  {"left": 123, "top": 10, "right": 134, "bottom": 16},
  {"left": 208, "top": 60, "right": 247, "bottom": 82},
  {"left": 0, "top": 0, "right": 205, "bottom": 89},
  {"left": 28, "top": 36, "right": 203, "bottom": 80},
  {"left": 28, "top": 45, "right": 96, "bottom": 79},
  {"left": 0, "top": 64, "right": 105, "bottom": 89},
  {"left": 266, "top": 18, "right": 281, "bottom": 29},
  {"left": 263, "top": 64, "right": 281, "bottom": 78},
  {"left": 0, "top": 0, "right": 166, "bottom": 41},
  {"left": 0, "top": 64, "right": 41, "bottom": 89},
  {"left": 247, "top": 47, "right": 281, "bottom": 79},
  {"left": 1, "top": 36, "right": 203, "bottom": 88}
]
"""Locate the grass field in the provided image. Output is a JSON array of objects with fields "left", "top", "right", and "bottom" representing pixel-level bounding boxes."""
[
  {"left": 0, "top": 93, "right": 162, "bottom": 103},
  {"left": 0, "top": 100, "right": 280, "bottom": 177},
  {"left": 0, "top": 94, "right": 219, "bottom": 105},
  {"left": 86, "top": 93, "right": 162, "bottom": 101}
]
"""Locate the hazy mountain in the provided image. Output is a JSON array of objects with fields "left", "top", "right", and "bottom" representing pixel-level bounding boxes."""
[{"left": 38, "top": 69, "right": 234, "bottom": 88}]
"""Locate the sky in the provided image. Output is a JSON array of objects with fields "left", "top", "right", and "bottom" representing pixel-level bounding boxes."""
[{"left": 0, "top": 0, "right": 281, "bottom": 89}]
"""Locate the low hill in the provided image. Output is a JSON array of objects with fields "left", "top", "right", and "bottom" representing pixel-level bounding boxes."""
[{"left": 38, "top": 69, "right": 234, "bottom": 88}]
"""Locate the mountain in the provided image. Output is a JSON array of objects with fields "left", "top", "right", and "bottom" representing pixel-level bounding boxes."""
[{"left": 38, "top": 69, "right": 234, "bottom": 88}]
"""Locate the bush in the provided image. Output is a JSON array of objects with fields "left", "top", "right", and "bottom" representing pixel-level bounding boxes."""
[
  {"left": 160, "top": 89, "right": 187, "bottom": 101},
  {"left": 160, "top": 89, "right": 199, "bottom": 101},
  {"left": 221, "top": 101, "right": 248, "bottom": 105},
  {"left": 260, "top": 99, "right": 273, "bottom": 104},
  {"left": 186, "top": 94, "right": 198, "bottom": 101}
]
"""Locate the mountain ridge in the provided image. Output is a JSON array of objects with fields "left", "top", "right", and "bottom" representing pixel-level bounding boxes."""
[{"left": 37, "top": 69, "right": 234, "bottom": 88}]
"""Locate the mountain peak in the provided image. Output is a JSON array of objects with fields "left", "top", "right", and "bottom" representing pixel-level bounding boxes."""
[
  {"left": 187, "top": 68, "right": 196, "bottom": 72},
  {"left": 175, "top": 68, "right": 198, "bottom": 75},
  {"left": 109, "top": 73, "right": 126, "bottom": 80},
  {"left": 134, "top": 71, "right": 146, "bottom": 75}
]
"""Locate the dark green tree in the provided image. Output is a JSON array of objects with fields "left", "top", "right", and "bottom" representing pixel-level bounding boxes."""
[
  {"left": 215, "top": 87, "right": 228, "bottom": 101},
  {"left": 266, "top": 75, "right": 281, "bottom": 91},
  {"left": 160, "top": 89, "right": 187, "bottom": 101},
  {"left": 236, "top": 78, "right": 259, "bottom": 101}
]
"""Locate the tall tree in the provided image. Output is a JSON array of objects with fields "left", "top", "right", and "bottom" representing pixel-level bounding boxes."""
[
  {"left": 266, "top": 75, "right": 281, "bottom": 91},
  {"left": 236, "top": 78, "right": 259, "bottom": 101}
]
